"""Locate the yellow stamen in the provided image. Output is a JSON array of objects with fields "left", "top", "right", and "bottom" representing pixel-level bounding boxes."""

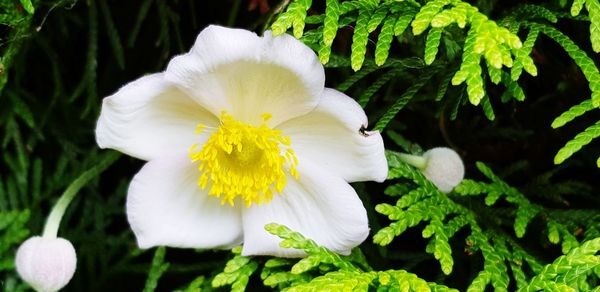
[{"left": 189, "top": 112, "right": 299, "bottom": 207}]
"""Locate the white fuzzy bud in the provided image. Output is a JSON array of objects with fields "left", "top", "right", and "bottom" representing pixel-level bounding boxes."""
[
  {"left": 422, "top": 147, "right": 465, "bottom": 193},
  {"left": 16, "top": 236, "right": 77, "bottom": 292}
]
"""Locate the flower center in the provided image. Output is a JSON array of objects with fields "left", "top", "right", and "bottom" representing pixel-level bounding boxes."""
[{"left": 189, "top": 112, "right": 298, "bottom": 207}]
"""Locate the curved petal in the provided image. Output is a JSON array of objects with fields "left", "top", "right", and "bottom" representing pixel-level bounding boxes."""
[
  {"left": 164, "top": 26, "right": 325, "bottom": 125},
  {"left": 127, "top": 153, "right": 243, "bottom": 249},
  {"left": 278, "top": 88, "right": 388, "bottom": 183},
  {"left": 241, "top": 159, "right": 369, "bottom": 257},
  {"left": 96, "top": 73, "right": 219, "bottom": 161}
]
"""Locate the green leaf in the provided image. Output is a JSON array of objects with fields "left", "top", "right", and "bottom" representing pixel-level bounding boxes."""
[
  {"left": 467, "top": 271, "right": 491, "bottom": 292},
  {"left": 128, "top": 0, "right": 154, "bottom": 47},
  {"left": 336, "top": 62, "right": 379, "bottom": 91},
  {"left": 291, "top": 256, "right": 321, "bottom": 274},
  {"left": 554, "top": 120, "right": 600, "bottom": 164},
  {"left": 572, "top": 0, "right": 586, "bottom": 16},
  {"left": 394, "top": 13, "right": 415, "bottom": 36},
  {"left": 480, "top": 95, "right": 495, "bottom": 121},
  {"left": 548, "top": 222, "right": 561, "bottom": 244},
  {"left": 552, "top": 99, "right": 595, "bottom": 128},
  {"left": 514, "top": 207, "right": 539, "bottom": 238},
  {"left": 511, "top": 27, "right": 539, "bottom": 80},
  {"left": 351, "top": 10, "right": 371, "bottom": 71},
  {"left": 412, "top": 0, "right": 450, "bottom": 35},
  {"left": 586, "top": 0, "right": 600, "bottom": 52},
  {"left": 375, "top": 16, "right": 395, "bottom": 65},
  {"left": 19, "top": 0, "right": 35, "bottom": 14},
  {"left": 424, "top": 28, "right": 443, "bottom": 65},
  {"left": 487, "top": 63, "right": 502, "bottom": 85},
  {"left": 512, "top": 4, "right": 557, "bottom": 23},
  {"left": 373, "top": 226, "right": 396, "bottom": 246},
  {"left": 358, "top": 67, "right": 402, "bottom": 107},
  {"left": 374, "top": 67, "right": 436, "bottom": 131},
  {"left": 99, "top": 0, "right": 125, "bottom": 69},
  {"left": 323, "top": 0, "right": 341, "bottom": 46},
  {"left": 367, "top": 4, "right": 388, "bottom": 33},
  {"left": 452, "top": 28, "right": 485, "bottom": 105},
  {"left": 526, "top": 22, "right": 600, "bottom": 107},
  {"left": 502, "top": 72, "right": 526, "bottom": 101},
  {"left": 213, "top": 252, "right": 258, "bottom": 291},
  {"left": 523, "top": 237, "right": 600, "bottom": 291},
  {"left": 144, "top": 247, "right": 170, "bottom": 292}
]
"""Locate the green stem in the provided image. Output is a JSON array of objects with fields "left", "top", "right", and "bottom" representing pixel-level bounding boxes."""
[
  {"left": 397, "top": 153, "right": 428, "bottom": 169},
  {"left": 42, "top": 151, "right": 120, "bottom": 238},
  {"left": 227, "top": 0, "right": 242, "bottom": 27}
]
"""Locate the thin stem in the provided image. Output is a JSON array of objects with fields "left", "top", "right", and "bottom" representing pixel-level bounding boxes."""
[
  {"left": 42, "top": 151, "right": 120, "bottom": 238},
  {"left": 227, "top": 0, "right": 242, "bottom": 27},
  {"left": 397, "top": 153, "right": 428, "bottom": 169}
]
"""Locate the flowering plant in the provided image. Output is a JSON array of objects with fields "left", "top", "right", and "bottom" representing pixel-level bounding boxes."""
[
  {"left": 96, "top": 25, "right": 387, "bottom": 257},
  {"left": 2, "top": 1, "right": 600, "bottom": 291}
]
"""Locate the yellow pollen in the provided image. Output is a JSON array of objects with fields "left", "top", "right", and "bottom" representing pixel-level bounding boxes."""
[{"left": 189, "top": 112, "right": 299, "bottom": 207}]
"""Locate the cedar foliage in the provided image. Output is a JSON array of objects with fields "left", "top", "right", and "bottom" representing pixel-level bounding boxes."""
[{"left": 0, "top": 0, "right": 599, "bottom": 291}]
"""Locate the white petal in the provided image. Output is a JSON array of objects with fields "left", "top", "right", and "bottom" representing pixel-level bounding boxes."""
[
  {"left": 164, "top": 26, "right": 325, "bottom": 125},
  {"left": 16, "top": 236, "right": 76, "bottom": 292},
  {"left": 241, "top": 160, "right": 369, "bottom": 257},
  {"left": 278, "top": 88, "right": 388, "bottom": 183},
  {"left": 422, "top": 147, "right": 465, "bottom": 193},
  {"left": 96, "top": 73, "right": 218, "bottom": 161},
  {"left": 127, "top": 153, "right": 242, "bottom": 249}
]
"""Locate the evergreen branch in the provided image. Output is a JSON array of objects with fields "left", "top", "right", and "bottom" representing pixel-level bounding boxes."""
[
  {"left": 501, "top": 72, "right": 526, "bottom": 102},
  {"left": 374, "top": 67, "right": 437, "bottom": 131},
  {"left": 552, "top": 99, "right": 595, "bottom": 128},
  {"left": 357, "top": 67, "right": 402, "bottom": 107},
  {"left": 375, "top": 16, "right": 395, "bottom": 65},
  {"left": 265, "top": 223, "right": 360, "bottom": 272},
  {"left": 588, "top": 0, "right": 600, "bottom": 52},
  {"left": 323, "top": 0, "right": 341, "bottom": 46},
  {"left": 412, "top": 0, "right": 451, "bottom": 36},
  {"left": 367, "top": 3, "right": 389, "bottom": 33},
  {"left": 480, "top": 95, "right": 495, "bottom": 120},
  {"left": 263, "top": 223, "right": 459, "bottom": 291},
  {"left": 0, "top": 210, "right": 29, "bottom": 272},
  {"left": 511, "top": 4, "right": 558, "bottom": 23},
  {"left": 436, "top": 68, "right": 455, "bottom": 101},
  {"left": 511, "top": 27, "right": 539, "bottom": 81},
  {"left": 554, "top": 120, "right": 600, "bottom": 164},
  {"left": 522, "top": 237, "right": 600, "bottom": 291},
  {"left": 350, "top": 9, "right": 372, "bottom": 71},
  {"left": 573, "top": 0, "right": 587, "bottom": 16},
  {"left": 424, "top": 27, "right": 443, "bottom": 65},
  {"left": 143, "top": 247, "right": 170, "bottom": 292},
  {"left": 523, "top": 22, "right": 600, "bottom": 107},
  {"left": 212, "top": 247, "right": 259, "bottom": 292},
  {"left": 98, "top": 0, "right": 125, "bottom": 69}
]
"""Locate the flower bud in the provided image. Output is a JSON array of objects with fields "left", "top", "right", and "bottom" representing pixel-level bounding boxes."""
[
  {"left": 16, "top": 236, "right": 77, "bottom": 292},
  {"left": 422, "top": 147, "right": 465, "bottom": 193}
]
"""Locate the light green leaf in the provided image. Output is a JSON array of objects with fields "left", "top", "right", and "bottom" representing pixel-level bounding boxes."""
[
  {"left": 586, "top": 0, "right": 600, "bottom": 52},
  {"left": 552, "top": 99, "right": 595, "bottom": 128},
  {"left": 424, "top": 28, "right": 443, "bottom": 65},
  {"left": 19, "top": 0, "right": 35, "bottom": 14},
  {"left": 323, "top": 0, "right": 340, "bottom": 46},
  {"left": 351, "top": 11, "right": 371, "bottom": 71},
  {"left": 555, "top": 120, "right": 600, "bottom": 164},
  {"left": 571, "top": 0, "right": 586, "bottom": 16},
  {"left": 375, "top": 16, "right": 395, "bottom": 65}
]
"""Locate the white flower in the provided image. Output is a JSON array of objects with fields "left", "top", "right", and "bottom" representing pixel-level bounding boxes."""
[
  {"left": 421, "top": 147, "right": 465, "bottom": 193},
  {"left": 95, "top": 25, "right": 387, "bottom": 257},
  {"left": 397, "top": 147, "right": 464, "bottom": 193},
  {"left": 16, "top": 236, "right": 77, "bottom": 292}
]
